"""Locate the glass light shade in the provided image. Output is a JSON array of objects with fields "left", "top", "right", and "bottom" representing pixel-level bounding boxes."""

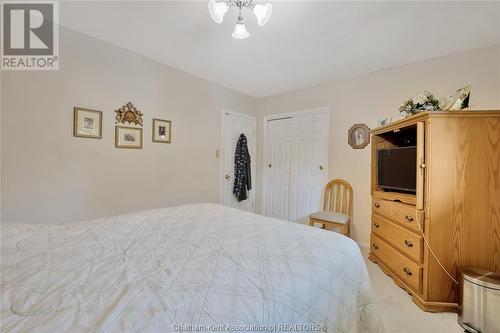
[
  {"left": 208, "top": 0, "right": 229, "bottom": 24},
  {"left": 232, "top": 23, "right": 250, "bottom": 39},
  {"left": 253, "top": 3, "right": 272, "bottom": 26}
]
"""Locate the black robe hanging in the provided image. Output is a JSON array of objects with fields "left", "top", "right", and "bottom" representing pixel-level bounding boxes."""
[{"left": 233, "top": 134, "right": 252, "bottom": 202}]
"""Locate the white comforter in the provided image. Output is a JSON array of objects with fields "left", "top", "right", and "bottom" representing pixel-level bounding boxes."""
[{"left": 1, "top": 203, "right": 382, "bottom": 333}]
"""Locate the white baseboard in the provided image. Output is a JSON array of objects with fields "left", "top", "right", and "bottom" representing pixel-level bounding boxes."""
[{"left": 356, "top": 241, "right": 369, "bottom": 249}]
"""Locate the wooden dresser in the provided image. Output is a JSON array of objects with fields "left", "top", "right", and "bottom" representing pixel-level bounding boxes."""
[{"left": 369, "top": 111, "right": 500, "bottom": 312}]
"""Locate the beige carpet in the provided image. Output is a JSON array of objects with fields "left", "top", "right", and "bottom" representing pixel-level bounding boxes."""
[{"left": 360, "top": 247, "right": 463, "bottom": 333}]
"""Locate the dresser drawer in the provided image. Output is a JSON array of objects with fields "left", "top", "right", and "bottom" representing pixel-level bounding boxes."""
[
  {"left": 372, "top": 197, "right": 421, "bottom": 233},
  {"left": 371, "top": 234, "right": 423, "bottom": 293},
  {"left": 372, "top": 214, "right": 423, "bottom": 263}
]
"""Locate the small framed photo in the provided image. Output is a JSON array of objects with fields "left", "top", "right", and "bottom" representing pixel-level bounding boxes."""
[
  {"left": 73, "top": 107, "right": 102, "bottom": 139},
  {"left": 115, "top": 126, "right": 143, "bottom": 149},
  {"left": 378, "top": 116, "right": 392, "bottom": 127},
  {"left": 152, "top": 118, "right": 172, "bottom": 143},
  {"left": 348, "top": 123, "right": 370, "bottom": 149}
]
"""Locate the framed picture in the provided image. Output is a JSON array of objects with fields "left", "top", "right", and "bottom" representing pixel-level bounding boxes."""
[
  {"left": 378, "top": 116, "right": 392, "bottom": 127},
  {"left": 348, "top": 123, "right": 370, "bottom": 149},
  {"left": 73, "top": 107, "right": 102, "bottom": 139},
  {"left": 152, "top": 118, "right": 172, "bottom": 143},
  {"left": 115, "top": 126, "right": 143, "bottom": 149}
]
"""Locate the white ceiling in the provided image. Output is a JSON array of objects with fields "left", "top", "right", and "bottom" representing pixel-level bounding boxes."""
[{"left": 59, "top": 1, "right": 500, "bottom": 97}]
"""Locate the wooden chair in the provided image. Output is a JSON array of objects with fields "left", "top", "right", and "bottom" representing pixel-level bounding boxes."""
[{"left": 309, "top": 179, "right": 353, "bottom": 237}]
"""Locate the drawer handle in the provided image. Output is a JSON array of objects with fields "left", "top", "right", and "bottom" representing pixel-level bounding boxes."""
[
  {"left": 405, "top": 215, "right": 414, "bottom": 223},
  {"left": 374, "top": 203, "right": 380, "bottom": 208},
  {"left": 374, "top": 223, "right": 380, "bottom": 228},
  {"left": 404, "top": 240, "right": 414, "bottom": 247},
  {"left": 372, "top": 243, "right": 379, "bottom": 250},
  {"left": 403, "top": 267, "right": 413, "bottom": 276}
]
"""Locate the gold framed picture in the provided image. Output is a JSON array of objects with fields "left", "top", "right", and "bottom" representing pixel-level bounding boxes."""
[
  {"left": 73, "top": 107, "right": 102, "bottom": 139},
  {"left": 152, "top": 118, "right": 171, "bottom": 143},
  {"left": 115, "top": 126, "right": 143, "bottom": 149}
]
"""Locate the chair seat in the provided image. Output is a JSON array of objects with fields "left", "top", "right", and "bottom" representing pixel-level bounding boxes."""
[{"left": 309, "top": 211, "right": 350, "bottom": 224}]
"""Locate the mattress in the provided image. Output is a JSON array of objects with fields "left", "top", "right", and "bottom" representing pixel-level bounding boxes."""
[{"left": 1, "top": 203, "right": 383, "bottom": 332}]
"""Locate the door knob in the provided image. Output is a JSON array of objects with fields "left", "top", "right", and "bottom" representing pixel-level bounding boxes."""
[
  {"left": 268, "top": 163, "right": 272, "bottom": 168},
  {"left": 319, "top": 165, "right": 324, "bottom": 170},
  {"left": 225, "top": 174, "right": 230, "bottom": 179}
]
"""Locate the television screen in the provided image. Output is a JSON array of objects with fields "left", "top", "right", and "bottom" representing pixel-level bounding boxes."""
[{"left": 377, "top": 146, "right": 417, "bottom": 193}]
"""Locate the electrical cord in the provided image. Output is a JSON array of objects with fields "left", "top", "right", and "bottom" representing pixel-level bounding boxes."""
[{"left": 415, "top": 212, "right": 459, "bottom": 285}]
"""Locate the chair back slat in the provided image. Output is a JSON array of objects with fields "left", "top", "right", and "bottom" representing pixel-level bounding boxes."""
[
  {"left": 323, "top": 179, "right": 353, "bottom": 217},
  {"left": 341, "top": 186, "right": 347, "bottom": 214},
  {"left": 336, "top": 185, "right": 340, "bottom": 212}
]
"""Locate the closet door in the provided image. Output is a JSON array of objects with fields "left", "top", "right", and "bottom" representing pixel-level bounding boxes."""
[
  {"left": 265, "top": 118, "right": 293, "bottom": 219},
  {"left": 288, "top": 113, "right": 329, "bottom": 222}
]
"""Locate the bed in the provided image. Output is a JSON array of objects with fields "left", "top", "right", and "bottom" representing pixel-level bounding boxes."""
[{"left": 1, "top": 203, "right": 383, "bottom": 333}]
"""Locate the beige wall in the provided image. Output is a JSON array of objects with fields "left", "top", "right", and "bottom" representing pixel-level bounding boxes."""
[
  {"left": 0, "top": 70, "right": 2, "bottom": 221},
  {"left": 257, "top": 44, "right": 500, "bottom": 245},
  {"left": 2, "top": 26, "right": 499, "bottom": 241},
  {"left": 1, "top": 27, "right": 257, "bottom": 224}
]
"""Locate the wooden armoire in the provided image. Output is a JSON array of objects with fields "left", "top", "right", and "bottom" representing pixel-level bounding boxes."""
[{"left": 369, "top": 111, "right": 500, "bottom": 312}]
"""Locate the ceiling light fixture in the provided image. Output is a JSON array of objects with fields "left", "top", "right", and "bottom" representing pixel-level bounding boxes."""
[{"left": 208, "top": 0, "right": 272, "bottom": 40}]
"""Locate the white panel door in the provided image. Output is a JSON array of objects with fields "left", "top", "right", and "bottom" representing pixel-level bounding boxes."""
[
  {"left": 288, "top": 113, "right": 329, "bottom": 223},
  {"left": 264, "top": 118, "right": 294, "bottom": 220},
  {"left": 222, "top": 112, "right": 256, "bottom": 212},
  {"left": 263, "top": 110, "right": 329, "bottom": 222}
]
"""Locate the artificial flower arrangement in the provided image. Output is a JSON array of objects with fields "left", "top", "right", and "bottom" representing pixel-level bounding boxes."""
[
  {"left": 399, "top": 91, "right": 441, "bottom": 118},
  {"left": 399, "top": 85, "right": 471, "bottom": 119}
]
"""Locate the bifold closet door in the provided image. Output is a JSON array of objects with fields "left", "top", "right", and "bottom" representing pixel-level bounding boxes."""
[
  {"left": 265, "top": 118, "right": 293, "bottom": 220},
  {"left": 265, "top": 112, "right": 328, "bottom": 222},
  {"left": 288, "top": 114, "right": 329, "bottom": 222}
]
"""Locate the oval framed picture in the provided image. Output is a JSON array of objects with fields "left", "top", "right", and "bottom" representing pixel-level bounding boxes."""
[{"left": 348, "top": 123, "right": 370, "bottom": 149}]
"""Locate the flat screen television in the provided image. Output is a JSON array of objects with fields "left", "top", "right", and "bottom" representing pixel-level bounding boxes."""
[{"left": 377, "top": 146, "right": 417, "bottom": 193}]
